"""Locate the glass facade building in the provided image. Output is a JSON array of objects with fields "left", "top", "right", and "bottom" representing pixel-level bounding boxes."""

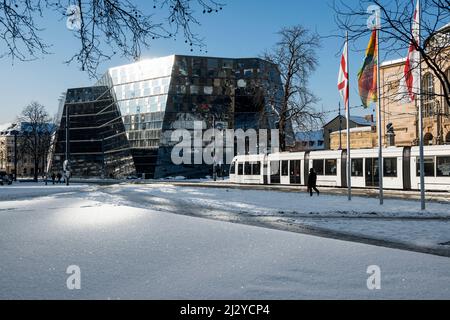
[{"left": 50, "top": 55, "right": 290, "bottom": 179}]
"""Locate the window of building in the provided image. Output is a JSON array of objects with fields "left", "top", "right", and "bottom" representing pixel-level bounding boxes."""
[
  {"left": 422, "top": 73, "right": 435, "bottom": 117},
  {"left": 244, "top": 69, "right": 253, "bottom": 77},
  {"left": 424, "top": 133, "right": 434, "bottom": 145},
  {"left": 445, "top": 68, "right": 450, "bottom": 115},
  {"left": 325, "top": 159, "right": 337, "bottom": 176},
  {"left": 222, "top": 60, "right": 233, "bottom": 69},
  {"left": 190, "top": 85, "right": 200, "bottom": 95},
  {"left": 417, "top": 157, "right": 435, "bottom": 177},
  {"left": 383, "top": 157, "right": 398, "bottom": 177},
  {"left": 204, "top": 86, "right": 213, "bottom": 95},
  {"left": 313, "top": 159, "right": 324, "bottom": 175},
  {"left": 437, "top": 157, "right": 450, "bottom": 177},
  {"left": 282, "top": 160, "right": 289, "bottom": 176}
]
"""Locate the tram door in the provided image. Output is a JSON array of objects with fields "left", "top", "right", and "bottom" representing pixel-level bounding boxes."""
[
  {"left": 290, "top": 160, "right": 301, "bottom": 184},
  {"left": 270, "top": 161, "right": 281, "bottom": 184},
  {"left": 365, "top": 158, "right": 379, "bottom": 187}
]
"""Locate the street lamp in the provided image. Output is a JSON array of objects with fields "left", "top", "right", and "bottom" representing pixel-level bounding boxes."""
[{"left": 64, "top": 105, "right": 71, "bottom": 186}]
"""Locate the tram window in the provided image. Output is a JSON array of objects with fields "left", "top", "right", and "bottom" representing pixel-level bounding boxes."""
[
  {"left": 281, "top": 160, "right": 289, "bottom": 176},
  {"left": 238, "top": 163, "right": 244, "bottom": 176},
  {"left": 230, "top": 162, "right": 236, "bottom": 174},
  {"left": 437, "top": 157, "right": 450, "bottom": 176},
  {"left": 325, "top": 159, "right": 337, "bottom": 176},
  {"left": 351, "top": 158, "right": 363, "bottom": 177},
  {"left": 313, "top": 159, "right": 324, "bottom": 175},
  {"left": 252, "top": 162, "right": 261, "bottom": 175},
  {"left": 383, "top": 158, "right": 398, "bottom": 177},
  {"left": 244, "top": 162, "right": 252, "bottom": 175},
  {"left": 416, "top": 157, "right": 435, "bottom": 177}
]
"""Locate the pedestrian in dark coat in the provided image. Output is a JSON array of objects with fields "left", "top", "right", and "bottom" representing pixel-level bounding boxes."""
[
  {"left": 51, "top": 173, "right": 56, "bottom": 185},
  {"left": 307, "top": 168, "right": 320, "bottom": 197},
  {"left": 57, "top": 172, "right": 62, "bottom": 184}
]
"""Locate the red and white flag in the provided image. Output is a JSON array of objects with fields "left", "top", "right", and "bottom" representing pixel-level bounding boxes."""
[
  {"left": 338, "top": 40, "right": 349, "bottom": 107},
  {"left": 404, "top": 0, "right": 421, "bottom": 101}
]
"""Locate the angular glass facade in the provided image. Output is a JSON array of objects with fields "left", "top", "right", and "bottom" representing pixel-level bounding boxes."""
[
  {"left": 51, "top": 55, "right": 289, "bottom": 179},
  {"left": 50, "top": 87, "right": 135, "bottom": 178}
]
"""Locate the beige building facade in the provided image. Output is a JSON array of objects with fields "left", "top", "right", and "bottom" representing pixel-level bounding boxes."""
[
  {"left": 329, "top": 25, "right": 450, "bottom": 150},
  {"left": 0, "top": 125, "right": 46, "bottom": 177}
]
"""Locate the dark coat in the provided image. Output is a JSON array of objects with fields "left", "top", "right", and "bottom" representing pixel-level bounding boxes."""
[{"left": 308, "top": 171, "right": 317, "bottom": 187}]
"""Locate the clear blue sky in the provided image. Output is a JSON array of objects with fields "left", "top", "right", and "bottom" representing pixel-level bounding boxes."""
[{"left": 1, "top": 0, "right": 394, "bottom": 125}]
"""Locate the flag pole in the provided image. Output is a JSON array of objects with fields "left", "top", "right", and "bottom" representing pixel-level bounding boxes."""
[
  {"left": 376, "top": 17, "right": 384, "bottom": 205},
  {"left": 417, "top": 0, "right": 426, "bottom": 210},
  {"left": 346, "top": 31, "right": 352, "bottom": 201}
]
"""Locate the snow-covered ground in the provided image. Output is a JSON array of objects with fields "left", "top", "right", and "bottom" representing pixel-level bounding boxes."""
[
  {"left": 75, "top": 184, "right": 450, "bottom": 252},
  {"left": 0, "top": 183, "right": 90, "bottom": 201},
  {"left": 0, "top": 183, "right": 450, "bottom": 299}
]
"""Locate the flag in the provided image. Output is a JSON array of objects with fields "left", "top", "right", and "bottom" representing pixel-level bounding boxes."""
[
  {"left": 338, "top": 39, "right": 349, "bottom": 107},
  {"left": 358, "top": 29, "right": 378, "bottom": 108},
  {"left": 404, "top": 0, "right": 421, "bottom": 101}
]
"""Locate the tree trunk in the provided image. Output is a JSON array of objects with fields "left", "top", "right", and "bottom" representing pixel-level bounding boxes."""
[{"left": 279, "top": 118, "right": 286, "bottom": 151}]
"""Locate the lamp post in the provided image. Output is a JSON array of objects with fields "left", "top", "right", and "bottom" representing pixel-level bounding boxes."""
[{"left": 64, "top": 105, "right": 71, "bottom": 186}]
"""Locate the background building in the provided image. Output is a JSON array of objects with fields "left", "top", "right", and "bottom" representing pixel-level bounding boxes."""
[
  {"left": 1, "top": 123, "right": 54, "bottom": 177},
  {"left": 49, "top": 87, "right": 136, "bottom": 178},
  {"left": 292, "top": 130, "right": 324, "bottom": 151},
  {"left": 323, "top": 115, "right": 374, "bottom": 150},
  {"left": 50, "top": 55, "right": 286, "bottom": 179},
  {"left": 379, "top": 24, "right": 450, "bottom": 147}
]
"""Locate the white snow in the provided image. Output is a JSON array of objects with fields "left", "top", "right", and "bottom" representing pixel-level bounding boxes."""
[{"left": 1, "top": 183, "right": 450, "bottom": 299}]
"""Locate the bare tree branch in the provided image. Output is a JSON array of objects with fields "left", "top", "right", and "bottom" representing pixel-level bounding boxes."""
[
  {"left": 0, "top": 1, "right": 226, "bottom": 77},
  {"left": 262, "top": 25, "right": 324, "bottom": 150}
]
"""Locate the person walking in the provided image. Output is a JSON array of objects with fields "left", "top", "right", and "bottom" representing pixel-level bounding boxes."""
[
  {"left": 307, "top": 168, "right": 320, "bottom": 197},
  {"left": 57, "top": 172, "right": 62, "bottom": 184},
  {"left": 51, "top": 173, "right": 56, "bottom": 185}
]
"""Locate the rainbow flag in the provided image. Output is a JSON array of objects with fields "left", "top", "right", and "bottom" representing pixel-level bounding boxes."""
[{"left": 358, "top": 29, "right": 378, "bottom": 108}]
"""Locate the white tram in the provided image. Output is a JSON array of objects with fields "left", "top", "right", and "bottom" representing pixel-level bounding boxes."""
[{"left": 229, "top": 146, "right": 450, "bottom": 192}]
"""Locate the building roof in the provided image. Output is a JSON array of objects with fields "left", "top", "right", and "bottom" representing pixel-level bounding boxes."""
[
  {"left": 0, "top": 122, "right": 55, "bottom": 136},
  {"left": 324, "top": 115, "right": 374, "bottom": 127},
  {"left": 381, "top": 57, "right": 407, "bottom": 67},
  {"left": 0, "top": 123, "right": 12, "bottom": 132},
  {"left": 331, "top": 126, "right": 374, "bottom": 135},
  {"left": 295, "top": 130, "right": 324, "bottom": 142}
]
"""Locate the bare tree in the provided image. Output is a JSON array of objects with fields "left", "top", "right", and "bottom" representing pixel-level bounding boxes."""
[
  {"left": 333, "top": 0, "right": 450, "bottom": 109},
  {"left": 0, "top": 0, "right": 225, "bottom": 77},
  {"left": 263, "top": 25, "right": 324, "bottom": 151},
  {"left": 17, "top": 102, "right": 53, "bottom": 182}
]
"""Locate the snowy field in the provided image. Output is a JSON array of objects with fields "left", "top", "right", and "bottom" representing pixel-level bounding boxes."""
[
  {"left": 86, "top": 183, "right": 450, "bottom": 252},
  {"left": 1, "top": 183, "right": 450, "bottom": 299}
]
